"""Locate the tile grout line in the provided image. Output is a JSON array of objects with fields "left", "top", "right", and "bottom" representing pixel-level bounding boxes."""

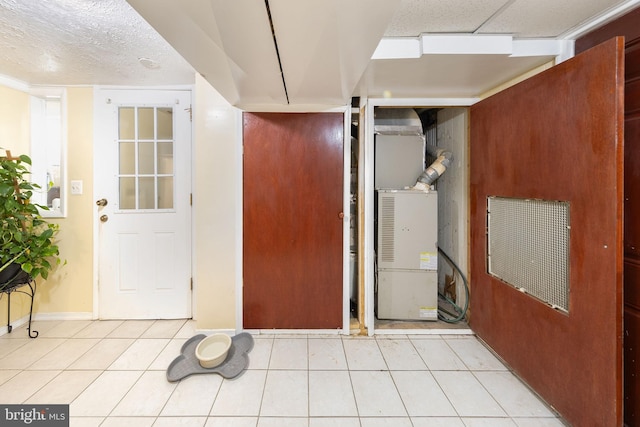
[
  {"left": 255, "top": 335, "right": 274, "bottom": 421},
  {"left": 341, "top": 335, "right": 363, "bottom": 425}
]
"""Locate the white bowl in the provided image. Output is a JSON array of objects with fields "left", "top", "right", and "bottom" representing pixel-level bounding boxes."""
[{"left": 195, "top": 333, "right": 232, "bottom": 368}]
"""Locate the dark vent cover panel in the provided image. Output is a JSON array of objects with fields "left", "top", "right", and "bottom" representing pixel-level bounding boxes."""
[{"left": 487, "top": 197, "right": 570, "bottom": 312}]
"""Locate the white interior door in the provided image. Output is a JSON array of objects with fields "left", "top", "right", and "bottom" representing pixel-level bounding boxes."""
[{"left": 94, "top": 89, "right": 192, "bottom": 319}]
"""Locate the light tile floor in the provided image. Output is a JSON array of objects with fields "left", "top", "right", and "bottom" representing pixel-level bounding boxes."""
[{"left": 0, "top": 320, "right": 567, "bottom": 426}]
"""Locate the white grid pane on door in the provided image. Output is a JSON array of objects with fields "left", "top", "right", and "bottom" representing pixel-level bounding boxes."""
[
  {"left": 117, "top": 106, "right": 175, "bottom": 211},
  {"left": 487, "top": 197, "right": 570, "bottom": 312}
]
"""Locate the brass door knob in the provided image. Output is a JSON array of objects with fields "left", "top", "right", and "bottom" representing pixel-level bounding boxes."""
[
  {"left": 100, "top": 214, "right": 109, "bottom": 223},
  {"left": 96, "top": 198, "right": 108, "bottom": 207}
]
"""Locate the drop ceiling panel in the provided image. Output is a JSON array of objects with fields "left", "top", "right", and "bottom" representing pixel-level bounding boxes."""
[
  {"left": 479, "top": 0, "right": 628, "bottom": 37},
  {"left": 128, "top": 0, "right": 287, "bottom": 106},
  {"left": 384, "top": 0, "right": 510, "bottom": 36},
  {"left": 356, "top": 54, "right": 555, "bottom": 99},
  {"left": 269, "top": 0, "right": 402, "bottom": 105}
]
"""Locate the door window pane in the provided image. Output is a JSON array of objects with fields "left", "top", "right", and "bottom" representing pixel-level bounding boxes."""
[
  {"left": 119, "top": 177, "right": 136, "bottom": 209},
  {"left": 119, "top": 142, "right": 135, "bottom": 174},
  {"left": 138, "top": 107, "right": 155, "bottom": 140},
  {"left": 138, "top": 177, "right": 155, "bottom": 209},
  {"left": 157, "top": 142, "right": 173, "bottom": 174},
  {"left": 158, "top": 177, "right": 173, "bottom": 209},
  {"left": 119, "top": 108, "right": 135, "bottom": 140},
  {"left": 138, "top": 142, "right": 155, "bottom": 175},
  {"left": 157, "top": 108, "right": 173, "bottom": 140}
]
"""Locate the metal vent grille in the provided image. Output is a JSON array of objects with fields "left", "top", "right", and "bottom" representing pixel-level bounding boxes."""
[
  {"left": 487, "top": 197, "right": 570, "bottom": 312},
  {"left": 379, "top": 196, "right": 395, "bottom": 262}
]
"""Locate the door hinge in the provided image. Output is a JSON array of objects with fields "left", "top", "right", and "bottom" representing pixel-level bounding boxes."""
[
  {"left": 190, "top": 193, "right": 193, "bottom": 206},
  {"left": 190, "top": 277, "right": 193, "bottom": 290},
  {"left": 185, "top": 106, "right": 192, "bottom": 122}
]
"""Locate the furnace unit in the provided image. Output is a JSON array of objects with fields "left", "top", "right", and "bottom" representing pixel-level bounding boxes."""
[{"left": 376, "top": 189, "right": 438, "bottom": 321}]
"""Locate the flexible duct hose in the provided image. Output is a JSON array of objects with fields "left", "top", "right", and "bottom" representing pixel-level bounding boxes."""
[
  {"left": 418, "top": 147, "right": 453, "bottom": 186},
  {"left": 411, "top": 147, "right": 453, "bottom": 191}
]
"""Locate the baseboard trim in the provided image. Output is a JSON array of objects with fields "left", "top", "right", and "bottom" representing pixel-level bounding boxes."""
[
  {"left": 243, "top": 329, "right": 342, "bottom": 336},
  {"left": 33, "top": 312, "right": 94, "bottom": 321},
  {"left": 0, "top": 317, "right": 27, "bottom": 336},
  {"left": 374, "top": 328, "right": 475, "bottom": 335},
  {"left": 194, "top": 328, "right": 237, "bottom": 336},
  {"left": 0, "top": 312, "right": 94, "bottom": 336}
]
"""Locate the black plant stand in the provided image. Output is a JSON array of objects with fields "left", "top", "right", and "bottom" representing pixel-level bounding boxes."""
[{"left": 1, "top": 265, "right": 38, "bottom": 338}]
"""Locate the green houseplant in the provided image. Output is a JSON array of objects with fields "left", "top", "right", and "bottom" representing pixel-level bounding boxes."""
[{"left": 0, "top": 150, "right": 61, "bottom": 288}]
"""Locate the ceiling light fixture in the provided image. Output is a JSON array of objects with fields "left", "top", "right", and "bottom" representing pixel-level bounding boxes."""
[{"left": 138, "top": 57, "right": 161, "bottom": 69}]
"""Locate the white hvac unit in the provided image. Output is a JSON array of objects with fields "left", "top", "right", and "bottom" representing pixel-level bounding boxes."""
[
  {"left": 375, "top": 134, "right": 425, "bottom": 189},
  {"left": 377, "top": 189, "right": 438, "bottom": 321}
]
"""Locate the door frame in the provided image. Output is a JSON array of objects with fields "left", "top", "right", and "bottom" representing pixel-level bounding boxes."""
[
  {"left": 92, "top": 85, "right": 195, "bottom": 319},
  {"left": 342, "top": 107, "right": 354, "bottom": 333},
  {"left": 362, "top": 97, "right": 478, "bottom": 335},
  {"left": 235, "top": 106, "right": 354, "bottom": 334}
]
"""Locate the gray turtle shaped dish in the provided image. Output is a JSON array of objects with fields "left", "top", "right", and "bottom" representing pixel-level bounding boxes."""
[{"left": 167, "top": 332, "right": 254, "bottom": 382}]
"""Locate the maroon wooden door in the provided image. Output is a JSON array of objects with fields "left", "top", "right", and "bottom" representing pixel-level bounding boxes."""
[
  {"left": 470, "top": 37, "right": 624, "bottom": 426},
  {"left": 243, "top": 112, "right": 344, "bottom": 329}
]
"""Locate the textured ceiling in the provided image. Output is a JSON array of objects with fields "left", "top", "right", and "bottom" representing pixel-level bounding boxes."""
[
  {"left": 0, "top": 0, "right": 194, "bottom": 86},
  {"left": 0, "top": 0, "right": 639, "bottom": 105}
]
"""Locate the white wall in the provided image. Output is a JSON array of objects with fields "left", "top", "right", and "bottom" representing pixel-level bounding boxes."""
[{"left": 194, "top": 74, "right": 242, "bottom": 330}]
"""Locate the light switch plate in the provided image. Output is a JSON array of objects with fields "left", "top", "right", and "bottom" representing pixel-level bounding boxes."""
[{"left": 70, "top": 180, "right": 83, "bottom": 195}]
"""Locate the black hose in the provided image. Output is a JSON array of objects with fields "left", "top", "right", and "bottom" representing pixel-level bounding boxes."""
[{"left": 437, "top": 247, "right": 469, "bottom": 323}]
